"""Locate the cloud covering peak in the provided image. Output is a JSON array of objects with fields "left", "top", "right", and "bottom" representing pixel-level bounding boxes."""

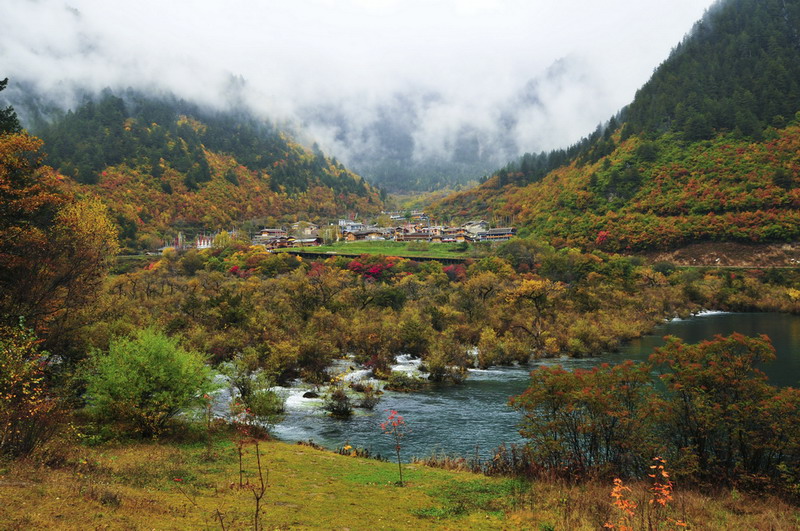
[{"left": 1, "top": 0, "right": 717, "bottom": 187}]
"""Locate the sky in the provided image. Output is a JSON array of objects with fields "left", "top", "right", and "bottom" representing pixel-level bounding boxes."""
[{"left": 0, "top": 0, "right": 719, "bottom": 170}]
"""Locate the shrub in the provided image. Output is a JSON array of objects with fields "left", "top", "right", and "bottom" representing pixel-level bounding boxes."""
[
  {"left": 383, "top": 371, "right": 426, "bottom": 392},
  {"left": 477, "top": 327, "right": 502, "bottom": 369},
  {"left": 322, "top": 387, "right": 352, "bottom": 418},
  {"left": 352, "top": 382, "right": 381, "bottom": 410},
  {"left": 478, "top": 329, "right": 532, "bottom": 368},
  {"left": 406, "top": 241, "right": 429, "bottom": 252},
  {"left": 84, "top": 328, "right": 216, "bottom": 437},
  {"left": 223, "top": 349, "right": 285, "bottom": 427},
  {"left": 652, "top": 260, "right": 676, "bottom": 276},
  {"left": 357, "top": 391, "right": 381, "bottom": 410},
  {"left": 0, "top": 323, "right": 61, "bottom": 457},
  {"left": 511, "top": 334, "right": 800, "bottom": 488},
  {"left": 247, "top": 388, "right": 286, "bottom": 426},
  {"left": 423, "top": 333, "right": 470, "bottom": 383},
  {"left": 511, "top": 361, "right": 657, "bottom": 477},
  {"left": 652, "top": 333, "right": 800, "bottom": 482}
]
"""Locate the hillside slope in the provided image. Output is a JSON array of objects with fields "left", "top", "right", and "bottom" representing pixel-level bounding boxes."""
[
  {"left": 434, "top": 0, "right": 800, "bottom": 251},
  {"left": 437, "top": 125, "right": 800, "bottom": 250},
  {"left": 29, "top": 93, "right": 383, "bottom": 249}
]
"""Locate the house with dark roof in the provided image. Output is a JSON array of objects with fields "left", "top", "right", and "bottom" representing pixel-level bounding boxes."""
[
  {"left": 344, "top": 229, "right": 386, "bottom": 242},
  {"left": 395, "top": 231, "right": 436, "bottom": 242},
  {"left": 475, "top": 227, "right": 517, "bottom": 242}
]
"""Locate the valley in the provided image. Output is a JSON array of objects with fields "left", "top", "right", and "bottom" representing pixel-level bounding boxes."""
[{"left": 2, "top": 0, "right": 800, "bottom": 528}]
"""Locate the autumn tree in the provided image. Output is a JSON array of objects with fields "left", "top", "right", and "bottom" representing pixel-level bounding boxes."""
[
  {"left": 651, "top": 333, "right": 800, "bottom": 481},
  {"left": 211, "top": 230, "right": 248, "bottom": 249},
  {"left": 511, "top": 361, "right": 657, "bottom": 477},
  {"left": 452, "top": 270, "right": 504, "bottom": 322},
  {"left": 0, "top": 133, "right": 66, "bottom": 323},
  {"left": 276, "top": 266, "right": 353, "bottom": 320},
  {"left": 375, "top": 214, "right": 392, "bottom": 227},
  {"left": 0, "top": 130, "right": 119, "bottom": 355},
  {"left": 0, "top": 323, "right": 61, "bottom": 457},
  {"left": 504, "top": 276, "right": 564, "bottom": 354}
]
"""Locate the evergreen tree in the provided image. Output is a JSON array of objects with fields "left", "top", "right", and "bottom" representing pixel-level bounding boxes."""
[{"left": 0, "top": 78, "right": 21, "bottom": 135}]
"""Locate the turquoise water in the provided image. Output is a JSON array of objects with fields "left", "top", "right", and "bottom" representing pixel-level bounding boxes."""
[
  {"left": 615, "top": 312, "right": 800, "bottom": 387},
  {"left": 273, "top": 312, "right": 800, "bottom": 459}
]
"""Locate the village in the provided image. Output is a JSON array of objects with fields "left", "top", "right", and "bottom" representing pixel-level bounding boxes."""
[{"left": 173, "top": 211, "right": 516, "bottom": 251}]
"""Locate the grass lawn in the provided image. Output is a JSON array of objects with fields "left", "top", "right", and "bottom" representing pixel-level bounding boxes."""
[
  {"left": 297, "top": 240, "right": 484, "bottom": 260},
  {"left": 2, "top": 435, "right": 798, "bottom": 530},
  {"left": 0, "top": 437, "right": 517, "bottom": 530}
]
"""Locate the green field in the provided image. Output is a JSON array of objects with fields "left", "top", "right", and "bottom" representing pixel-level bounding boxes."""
[
  {"left": 3, "top": 437, "right": 795, "bottom": 529},
  {"left": 300, "top": 240, "right": 485, "bottom": 260}
]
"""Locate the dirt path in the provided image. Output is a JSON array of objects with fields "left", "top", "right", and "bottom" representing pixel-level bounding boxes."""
[{"left": 636, "top": 242, "right": 800, "bottom": 267}]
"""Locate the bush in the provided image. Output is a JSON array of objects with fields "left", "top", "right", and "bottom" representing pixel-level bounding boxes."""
[
  {"left": 247, "top": 389, "right": 286, "bottom": 425},
  {"left": 84, "top": 328, "right": 216, "bottom": 437},
  {"left": 652, "top": 333, "right": 800, "bottom": 482},
  {"left": 511, "top": 361, "right": 656, "bottom": 478},
  {"left": 406, "top": 241, "right": 429, "bottom": 252},
  {"left": 0, "top": 323, "right": 61, "bottom": 457},
  {"left": 477, "top": 329, "right": 532, "bottom": 368},
  {"left": 512, "top": 334, "right": 800, "bottom": 488},
  {"left": 352, "top": 382, "right": 381, "bottom": 410},
  {"left": 223, "top": 349, "right": 285, "bottom": 427},
  {"left": 423, "top": 333, "right": 470, "bottom": 384},
  {"left": 477, "top": 328, "right": 502, "bottom": 369},
  {"left": 383, "top": 371, "right": 426, "bottom": 392},
  {"left": 652, "top": 260, "right": 676, "bottom": 276},
  {"left": 322, "top": 387, "right": 353, "bottom": 418}
]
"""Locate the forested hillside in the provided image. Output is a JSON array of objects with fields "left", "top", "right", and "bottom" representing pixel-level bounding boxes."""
[
  {"left": 434, "top": 0, "right": 800, "bottom": 251},
  {"left": 623, "top": 0, "right": 800, "bottom": 140},
  {"left": 29, "top": 92, "right": 383, "bottom": 250}
]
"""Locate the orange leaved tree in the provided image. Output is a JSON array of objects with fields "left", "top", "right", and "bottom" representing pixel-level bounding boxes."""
[{"left": 0, "top": 130, "right": 118, "bottom": 356}]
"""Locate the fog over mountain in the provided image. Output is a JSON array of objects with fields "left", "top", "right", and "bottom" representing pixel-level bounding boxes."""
[{"left": 1, "top": 0, "right": 716, "bottom": 190}]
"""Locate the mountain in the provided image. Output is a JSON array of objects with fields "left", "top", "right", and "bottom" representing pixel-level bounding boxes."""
[
  {"left": 12, "top": 90, "right": 384, "bottom": 250},
  {"left": 299, "top": 92, "right": 503, "bottom": 193},
  {"left": 299, "top": 55, "right": 619, "bottom": 193},
  {"left": 433, "top": 0, "right": 800, "bottom": 251}
]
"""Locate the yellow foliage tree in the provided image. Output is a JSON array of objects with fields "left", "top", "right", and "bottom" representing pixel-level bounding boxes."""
[
  {"left": 505, "top": 277, "right": 565, "bottom": 352},
  {"left": 0, "top": 323, "right": 60, "bottom": 457},
  {"left": 0, "top": 132, "right": 119, "bottom": 353}
]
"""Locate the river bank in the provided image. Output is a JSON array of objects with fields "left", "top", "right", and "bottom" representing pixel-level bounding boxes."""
[{"left": 270, "top": 312, "right": 800, "bottom": 459}]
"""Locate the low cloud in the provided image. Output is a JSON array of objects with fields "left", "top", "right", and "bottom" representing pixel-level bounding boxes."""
[{"left": 1, "top": 0, "right": 717, "bottom": 180}]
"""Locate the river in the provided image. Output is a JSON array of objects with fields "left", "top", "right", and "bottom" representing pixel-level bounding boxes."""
[{"left": 271, "top": 312, "right": 800, "bottom": 460}]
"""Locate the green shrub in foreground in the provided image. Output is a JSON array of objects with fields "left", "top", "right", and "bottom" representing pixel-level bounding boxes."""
[{"left": 85, "top": 328, "right": 215, "bottom": 437}]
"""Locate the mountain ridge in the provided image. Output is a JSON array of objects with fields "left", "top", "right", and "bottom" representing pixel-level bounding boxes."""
[
  {"left": 11, "top": 90, "right": 384, "bottom": 250},
  {"left": 432, "top": 0, "right": 800, "bottom": 251}
]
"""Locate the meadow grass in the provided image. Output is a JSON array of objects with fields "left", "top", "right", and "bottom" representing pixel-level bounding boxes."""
[
  {"left": 301, "top": 240, "right": 479, "bottom": 260},
  {"left": 1, "top": 436, "right": 799, "bottom": 530},
  {"left": 0, "top": 436, "right": 511, "bottom": 530}
]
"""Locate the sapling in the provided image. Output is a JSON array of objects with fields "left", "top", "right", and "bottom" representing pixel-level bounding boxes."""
[
  {"left": 381, "top": 410, "right": 408, "bottom": 486},
  {"left": 248, "top": 440, "right": 267, "bottom": 531}
]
